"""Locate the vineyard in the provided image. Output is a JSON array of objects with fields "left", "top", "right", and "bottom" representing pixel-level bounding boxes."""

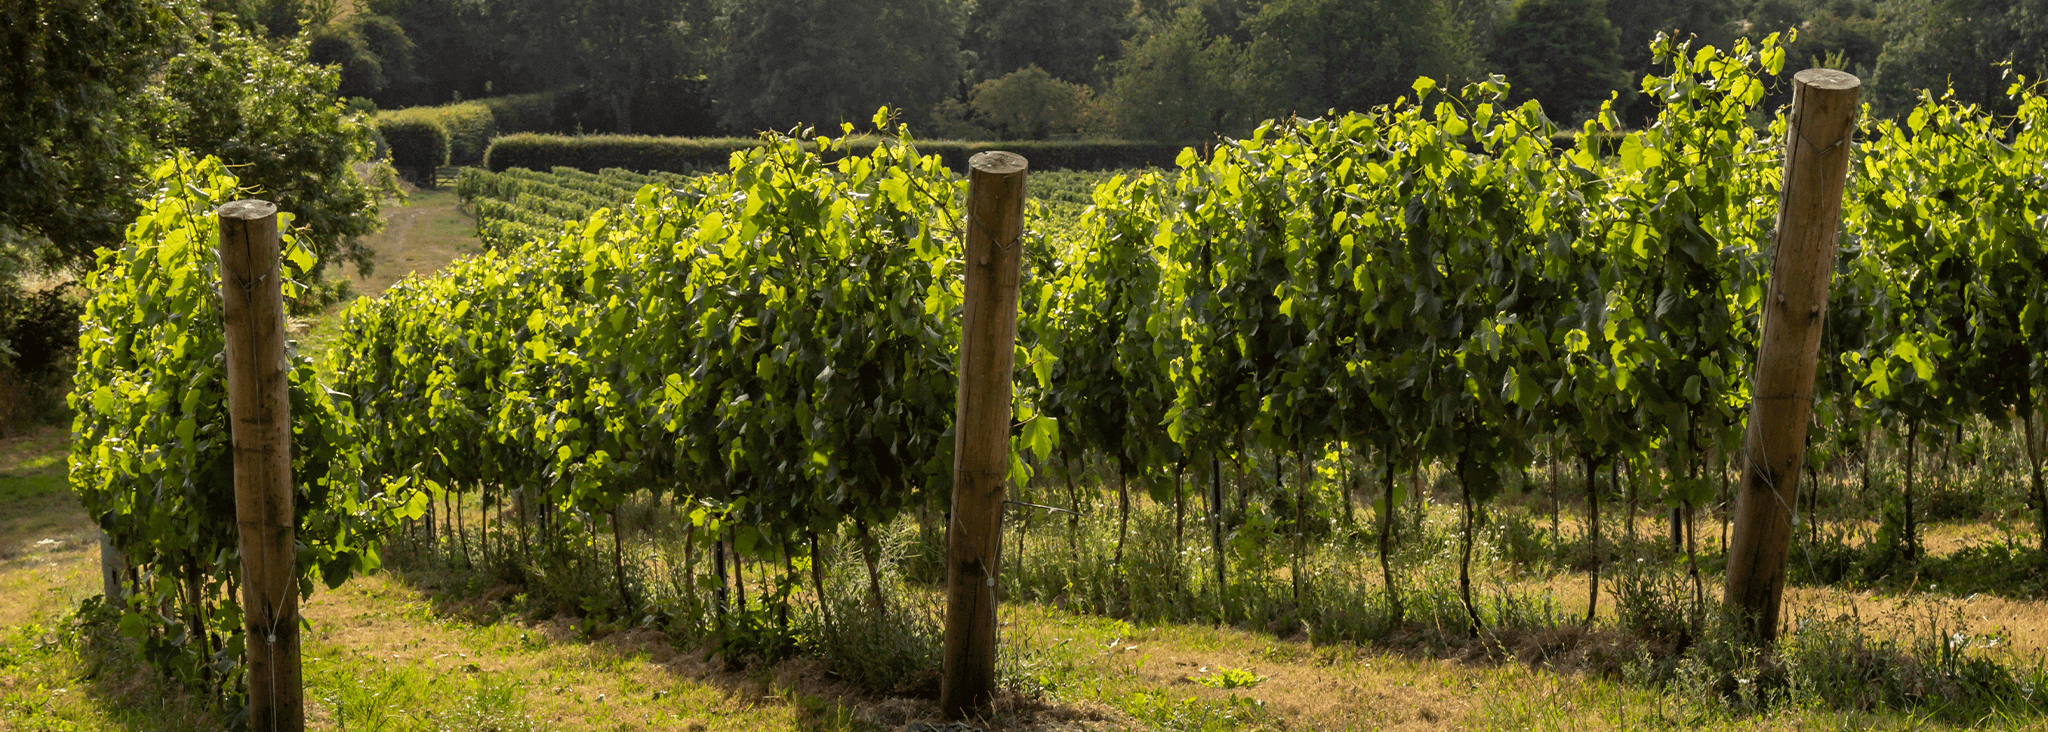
[{"left": 58, "top": 34, "right": 2048, "bottom": 728}]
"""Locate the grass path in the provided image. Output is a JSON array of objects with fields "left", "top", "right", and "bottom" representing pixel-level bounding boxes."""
[
  {"left": 0, "top": 421, "right": 1941, "bottom": 732},
  {"left": 6, "top": 190, "right": 2047, "bottom": 730},
  {"left": 335, "top": 186, "right": 480, "bottom": 298}
]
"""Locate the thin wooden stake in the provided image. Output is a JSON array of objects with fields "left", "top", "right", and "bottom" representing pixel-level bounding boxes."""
[
  {"left": 219, "top": 200, "right": 301, "bottom": 732},
  {"left": 1723, "top": 68, "right": 1859, "bottom": 643},
  {"left": 940, "top": 151, "right": 1027, "bottom": 719}
]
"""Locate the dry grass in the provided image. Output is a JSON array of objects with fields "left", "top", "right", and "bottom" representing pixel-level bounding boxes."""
[
  {"left": 331, "top": 187, "right": 479, "bottom": 298},
  {"left": 300, "top": 572, "right": 861, "bottom": 731},
  {"left": 1781, "top": 585, "right": 2048, "bottom": 660},
  {"left": 6, "top": 420, "right": 2045, "bottom": 730},
  {"left": 994, "top": 602, "right": 2017, "bottom": 731},
  {"left": 0, "top": 424, "right": 97, "bottom": 628}
]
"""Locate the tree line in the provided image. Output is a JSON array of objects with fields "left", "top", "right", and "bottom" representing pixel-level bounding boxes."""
[{"left": 328, "top": 0, "right": 2047, "bottom": 139}]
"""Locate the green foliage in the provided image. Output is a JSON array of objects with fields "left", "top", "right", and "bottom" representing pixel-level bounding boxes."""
[
  {"left": 306, "top": 12, "right": 418, "bottom": 99},
  {"left": 482, "top": 133, "right": 1197, "bottom": 173},
  {"left": 0, "top": 0, "right": 176, "bottom": 272},
  {"left": 0, "top": 283, "right": 82, "bottom": 381},
  {"left": 1871, "top": 0, "right": 2048, "bottom": 116},
  {"left": 375, "top": 115, "right": 448, "bottom": 184},
  {"left": 358, "top": 0, "right": 519, "bottom": 107},
  {"left": 479, "top": 91, "right": 577, "bottom": 133},
  {"left": 484, "top": 133, "right": 767, "bottom": 174},
  {"left": 329, "top": 122, "right": 1051, "bottom": 647},
  {"left": 1487, "top": 0, "right": 1631, "bottom": 125},
  {"left": 1241, "top": 0, "right": 1475, "bottom": 119},
  {"left": 68, "top": 155, "right": 410, "bottom": 705},
  {"left": 1603, "top": 0, "right": 1737, "bottom": 124},
  {"left": 499, "top": 0, "right": 702, "bottom": 135},
  {"left": 971, "top": 66, "right": 1093, "bottom": 140},
  {"left": 456, "top": 166, "right": 684, "bottom": 249},
  {"left": 9, "top": 0, "right": 391, "bottom": 276},
  {"left": 150, "top": 16, "right": 394, "bottom": 276},
  {"left": 378, "top": 100, "right": 496, "bottom": 166},
  {"left": 1097, "top": 7, "right": 1252, "bottom": 140},
  {"left": 714, "top": 0, "right": 965, "bottom": 133},
  {"left": 964, "top": 0, "right": 1132, "bottom": 86}
]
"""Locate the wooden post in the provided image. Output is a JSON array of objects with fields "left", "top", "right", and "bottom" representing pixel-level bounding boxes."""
[
  {"left": 940, "top": 151, "right": 1027, "bottom": 719},
  {"left": 1722, "top": 69, "right": 1859, "bottom": 643},
  {"left": 98, "top": 530, "right": 126, "bottom": 605},
  {"left": 219, "top": 199, "right": 302, "bottom": 732}
]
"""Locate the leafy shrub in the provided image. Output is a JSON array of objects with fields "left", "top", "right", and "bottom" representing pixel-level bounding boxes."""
[
  {"left": 379, "top": 102, "right": 496, "bottom": 166},
  {"left": 69, "top": 155, "right": 412, "bottom": 706},
  {"left": 0, "top": 282, "right": 83, "bottom": 433},
  {"left": 971, "top": 66, "right": 1091, "bottom": 140},
  {"left": 0, "top": 283, "right": 80, "bottom": 380},
  {"left": 480, "top": 91, "right": 573, "bottom": 134},
  {"left": 374, "top": 116, "right": 447, "bottom": 184},
  {"left": 1610, "top": 557, "right": 1701, "bottom": 650}
]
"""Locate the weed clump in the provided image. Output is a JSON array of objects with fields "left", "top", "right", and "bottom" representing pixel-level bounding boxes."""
[{"left": 809, "top": 590, "right": 943, "bottom": 698}]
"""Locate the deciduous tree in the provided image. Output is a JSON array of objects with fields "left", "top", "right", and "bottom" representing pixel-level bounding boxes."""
[
  {"left": 716, "top": 0, "right": 965, "bottom": 133},
  {"left": 1487, "top": 0, "right": 1630, "bottom": 124}
]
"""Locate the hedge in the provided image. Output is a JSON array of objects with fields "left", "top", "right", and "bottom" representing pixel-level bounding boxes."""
[
  {"left": 480, "top": 92, "right": 571, "bottom": 135},
  {"left": 377, "top": 102, "right": 496, "bottom": 166},
  {"left": 482, "top": 134, "right": 1208, "bottom": 174},
  {"left": 374, "top": 117, "right": 448, "bottom": 185}
]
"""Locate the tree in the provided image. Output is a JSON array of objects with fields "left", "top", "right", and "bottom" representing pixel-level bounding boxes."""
[
  {"left": 0, "top": 0, "right": 176, "bottom": 272},
  {"left": 1097, "top": 7, "right": 1250, "bottom": 139},
  {"left": 362, "top": 0, "right": 548, "bottom": 107},
  {"left": 1, "top": 0, "right": 392, "bottom": 279},
  {"left": 1487, "top": 0, "right": 1630, "bottom": 125},
  {"left": 1241, "top": 0, "right": 1474, "bottom": 117},
  {"left": 154, "top": 19, "right": 391, "bottom": 274},
  {"left": 716, "top": 0, "right": 965, "bottom": 133},
  {"left": 1871, "top": 0, "right": 2048, "bottom": 116},
  {"left": 970, "top": 66, "right": 1092, "bottom": 139},
  {"left": 1772, "top": 0, "right": 1885, "bottom": 73},
  {"left": 503, "top": 0, "right": 703, "bottom": 135},
  {"left": 964, "top": 0, "right": 1132, "bottom": 86},
  {"left": 308, "top": 13, "right": 420, "bottom": 99}
]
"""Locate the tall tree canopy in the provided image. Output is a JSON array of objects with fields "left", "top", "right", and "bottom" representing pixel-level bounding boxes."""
[
  {"left": 1, "top": 0, "right": 176, "bottom": 273},
  {"left": 1872, "top": 0, "right": 2048, "bottom": 115},
  {"left": 1, "top": 0, "right": 389, "bottom": 275},
  {"left": 1242, "top": 0, "right": 1474, "bottom": 117},
  {"left": 504, "top": 0, "right": 705, "bottom": 134},
  {"left": 1097, "top": 6, "right": 1250, "bottom": 139},
  {"left": 715, "top": 0, "right": 965, "bottom": 133},
  {"left": 1488, "top": 0, "right": 1630, "bottom": 124},
  {"left": 965, "top": 0, "right": 1131, "bottom": 86}
]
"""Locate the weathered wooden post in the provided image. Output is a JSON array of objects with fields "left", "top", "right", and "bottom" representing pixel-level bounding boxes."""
[
  {"left": 1723, "top": 69, "right": 1859, "bottom": 642},
  {"left": 219, "top": 199, "right": 303, "bottom": 732},
  {"left": 940, "top": 151, "right": 1027, "bottom": 719},
  {"left": 98, "top": 530, "right": 126, "bottom": 604}
]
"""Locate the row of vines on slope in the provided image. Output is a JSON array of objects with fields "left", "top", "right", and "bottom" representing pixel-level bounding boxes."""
[
  {"left": 331, "top": 121, "right": 1060, "bottom": 644},
  {"left": 75, "top": 30, "right": 2048, "bottom": 708},
  {"left": 69, "top": 155, "right": 421, "bottom": 705},
  {"left": 343, "top": 32, "right": 2048, "bottom": 636}
]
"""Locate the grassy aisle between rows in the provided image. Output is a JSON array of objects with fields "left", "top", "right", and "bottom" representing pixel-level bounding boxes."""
[
  {"left": 8, "top": 189, "right": 2048, "bottom": 731},
  {"left": 6, "top": 412, "right": 2043, "bottom": 731}
]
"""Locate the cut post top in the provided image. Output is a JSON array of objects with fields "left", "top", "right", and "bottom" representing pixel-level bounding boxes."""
[
  {"left": 219, "top": 200, "right": 278, "bottom": 220},
  {"left": 1793, "top": 68, "right": 1860, "bottom": 90},
  {"left": 969, "top": 151, "right": 1027, "bottom": 175}
]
